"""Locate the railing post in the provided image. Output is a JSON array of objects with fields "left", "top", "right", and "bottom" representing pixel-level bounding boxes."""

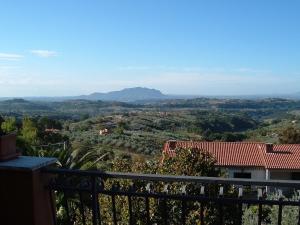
[
  {"left": 238, "top": 187, "right": 243, "bottom": 225},
  {"left": 181, "top": 185, "right": 187, "bottom": 225},
  {"left": 257, "top": 188, "right": 263, "bottom": 225},
  {"left": 91, "top": 176, "right": 99, "bottom": 225},
  {"left": 277, "top": 190, "right": 283, "bottom": 225},
  {"left": 200, "top": 185, "right": 205, "bottom": 224},
  {"left": 0, "top": 156, "right": 57, "bottom": 225},
  {"left": 218, "top": 186, "right": 224, "bottom": 225},
  {"left": 145, "top": 183, "right": 151, "bottom": 225}
]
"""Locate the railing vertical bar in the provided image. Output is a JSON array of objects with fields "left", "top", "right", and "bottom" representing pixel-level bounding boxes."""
[
  {"left": 145, "top": 197, "right": 150, "bottom": 225},
  {"left": 200, "top": 185, "right": 205, "bottom": 224},
  {"left": 257, "top": 188, "right": 263, "bottom": 225},
  {"left": 181, "top": 199, "right": 186, "bottom": 225},
  {"left": 91, "top": 176, "right": 99, "bottom": 225},
  {"left": 111, "top": 195, "right": 117, "bottom": 225},
  {"left": 49, "top": 190, "right": 57, "bottom": 225},
  {"left": 219, "top": 202, "right": 223, "bottom": 225},
  {"left": 219, "top": 186, "right": 224, "bottom": 225},
  {"left": 79, "top": 192, "right": 86, "bottom": 225},
  {"left": 298, "top": 191, "right": 300, "bottom": 225},
  {"left": 162, "top": 197, "right": 168, "bottom": 225},
  {"left": 200, "top": 203, "right": 204, "bottom": 225},
  {"left": 63, "top": 191, "right": 71, "bottom": 225},
  {"left": 278, "top": 203, "right": 283, "bottom": 225},
  {"left": 96, "top": 195, "right": 101, "bottom": 225},
  {"left": 128, "top": 195, "right": 133, "bottom": 225},
  {"left": 238, "top": 187, "right": 243, "bottom": 225},
  {"left": 258, "top": 202, "right": 262, "bottom": 225},
  {"left": 238, "top": 202, "right": 243, "bottom": 225},
  {"left": 278, "top": 191, "right": 283, "bottom": 225}
]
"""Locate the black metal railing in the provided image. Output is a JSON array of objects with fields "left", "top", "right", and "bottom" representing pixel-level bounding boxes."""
[{"left": 43, "top": 168, "right": 300, "bottom": 225}]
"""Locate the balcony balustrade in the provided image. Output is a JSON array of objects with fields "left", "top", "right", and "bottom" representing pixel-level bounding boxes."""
[{"left": 43, "top": 168, "right": 300, "bottom": 225}]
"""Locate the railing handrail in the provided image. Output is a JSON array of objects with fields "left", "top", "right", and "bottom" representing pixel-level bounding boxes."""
[{"left": 43, "top": 167, "right": 300, "bottom": 188}]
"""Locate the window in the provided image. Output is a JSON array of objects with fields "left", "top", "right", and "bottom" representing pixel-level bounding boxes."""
[
  {"left": 234, "top": 172, "right": 251, "bottom": 179},
  {"left": 292, "top": 172, "right": 300, "bottom": 180}
]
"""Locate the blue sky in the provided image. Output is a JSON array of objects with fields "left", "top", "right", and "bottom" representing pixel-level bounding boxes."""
[{"left": 0, "top": 0, "right": 300, "bottom": 96}]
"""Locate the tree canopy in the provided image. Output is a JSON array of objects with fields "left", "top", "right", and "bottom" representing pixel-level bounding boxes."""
[{"left": 279, "top": 126, "right": 300, "bottom": 144}]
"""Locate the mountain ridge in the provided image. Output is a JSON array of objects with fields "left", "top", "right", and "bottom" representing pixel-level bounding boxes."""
[
  {"left": 76, "top": 87, "right": 167, "bottom": 102},
  {"left": 1, "top": 87, "right": 300, "bottom": 102},
  {"left": 4, "top": 87, "right": 168, "bottom": 102}
]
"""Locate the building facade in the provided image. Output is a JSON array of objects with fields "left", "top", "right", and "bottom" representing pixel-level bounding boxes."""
[{"left": 163, "top": 141, "right": 300, "bottom": 181}]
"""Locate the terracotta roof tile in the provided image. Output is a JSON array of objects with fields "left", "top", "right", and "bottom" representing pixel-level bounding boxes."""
[
  {"left": 264, "top": 144, "right": 300, "bottom": 169},
  {"left": 163, "top": 141, "right": 300, "bottom": 170}
]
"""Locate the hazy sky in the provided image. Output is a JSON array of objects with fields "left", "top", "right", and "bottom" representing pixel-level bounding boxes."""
[{"left": 0, "top": 0, "right": 300, "bottom": 96}]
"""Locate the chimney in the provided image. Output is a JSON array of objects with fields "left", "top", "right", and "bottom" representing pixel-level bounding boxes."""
[
  {"left": 168, "top": 140, "right": 177, "bottom": 150},
  {"left": 266, "top": 143, "right": 273, "bottom": 153}
]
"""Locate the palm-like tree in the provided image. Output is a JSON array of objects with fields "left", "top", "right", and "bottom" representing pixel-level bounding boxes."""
[
  {"left": 25, "top": 143, "right": 114, "bottom": 225},
  {"left": 25, "top": 142, "right": 114, "bottom": 169}
]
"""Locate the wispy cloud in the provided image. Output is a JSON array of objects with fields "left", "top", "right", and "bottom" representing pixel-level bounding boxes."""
[
  {"left": 0, "top": 53, "right": 23, "bottom": 61},
  {"left": 233, "top": 68, "right": 272, "bottom": 74},
  {"left": 118, "top": 66, "right": 152, "bottom": 70},
  {"left": 118, "top": 65, "right": 179, "bottom": 71},
  {"left": 118, "top": 65, "right": 272, "bottom": 75},
  {"left": 30, "top": 50, "right": 57, "bottom": 58}
]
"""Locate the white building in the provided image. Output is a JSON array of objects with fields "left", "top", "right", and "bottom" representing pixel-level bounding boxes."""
[{"left": 163, "top": 141, "right": 300, "bottom": 181}]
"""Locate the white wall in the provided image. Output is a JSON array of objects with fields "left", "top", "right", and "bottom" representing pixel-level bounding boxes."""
[{"left": 221, "top": 167, "right": 300, "bottom": 181}]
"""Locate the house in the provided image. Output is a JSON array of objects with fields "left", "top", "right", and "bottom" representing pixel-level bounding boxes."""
[
  {"left": 99, "top": 128, "right": 109, "bottom": 136},
  {"left": 45, "top": 128, "right": 60, "bottom": 133},
  {"left": 163, "top": 140, "right": 300, "bottom": 181}
]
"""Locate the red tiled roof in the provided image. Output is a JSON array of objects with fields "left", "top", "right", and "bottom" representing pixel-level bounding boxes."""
[
  {"left": 264, "top": 144, "right": 300, "bottom": 169},
  {"left": 163, "top": 141, "right": 300, "bottom": 170}
]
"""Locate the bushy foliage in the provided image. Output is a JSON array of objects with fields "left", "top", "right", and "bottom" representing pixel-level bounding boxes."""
[
  {"left": 279, "top": 126, "right": 300, "bottom": 144},
  {"left": 0, "top": 116, "right": 4, "bottom": 135},
  {"left": 159, "top": 147, "right": 220, "bottom": 177},
  {"left": 94, "top": 148, "right": 240, "bottom": 225},
  {"left": 1, "top": 117, "right": 17, "bottom": 133},
  {"left": 243, "top": 193, "right": 300, "bottom": 225}
]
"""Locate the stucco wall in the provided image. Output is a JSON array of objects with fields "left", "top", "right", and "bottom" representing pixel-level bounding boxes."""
[{"left": 221, "top": 167, "right": 300, "bottom": 181}]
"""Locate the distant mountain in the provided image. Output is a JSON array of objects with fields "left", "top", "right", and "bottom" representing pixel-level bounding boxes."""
[
  {"left": 0, "top": 98, "right": 53, "bottom": 113},
  {"left": 290, "top": 92, "right": 300, "bottom": 99},
  {"left": 267, "top": 92, "right": 300, "bottom": 100},
  {"left": 77, "top": 87, "right": 167, "bottom": 102},
  {"left": 3, "top": 87, "right": 300, "bottom": 103},
  {"left": 17, "top": 87, "right": 168, "bottom": 102}
]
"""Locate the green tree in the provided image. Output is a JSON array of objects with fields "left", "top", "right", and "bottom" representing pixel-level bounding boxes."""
[
  {"left": 158, "top": 148, "right": 226, "bottom": 224},
  {"left": 159, "top": 147, "right": 220, "bottom": 177},
  {"left": 21, "top": 117, "right": 38, "bottom": 145},
  {"left": 114, "top": 121, "right": 128, "bottom": 135},
  {"left": 278, "top": 126, "right": 300, "bottom": 144},
  {"left": 1, "top": 117, "right": 17, "bottom": 133},
  {"left": 98, "top": 155, "right": 156, "bottom": 224},
  {"left": 37, "top": 116, "right": 62, "bottom": 130},
  {"left": 0, "top": 116, "right": 4, "bottom": 135},
  {"left": 98, "top": 148, "right": 228, "bottom": 225}
]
